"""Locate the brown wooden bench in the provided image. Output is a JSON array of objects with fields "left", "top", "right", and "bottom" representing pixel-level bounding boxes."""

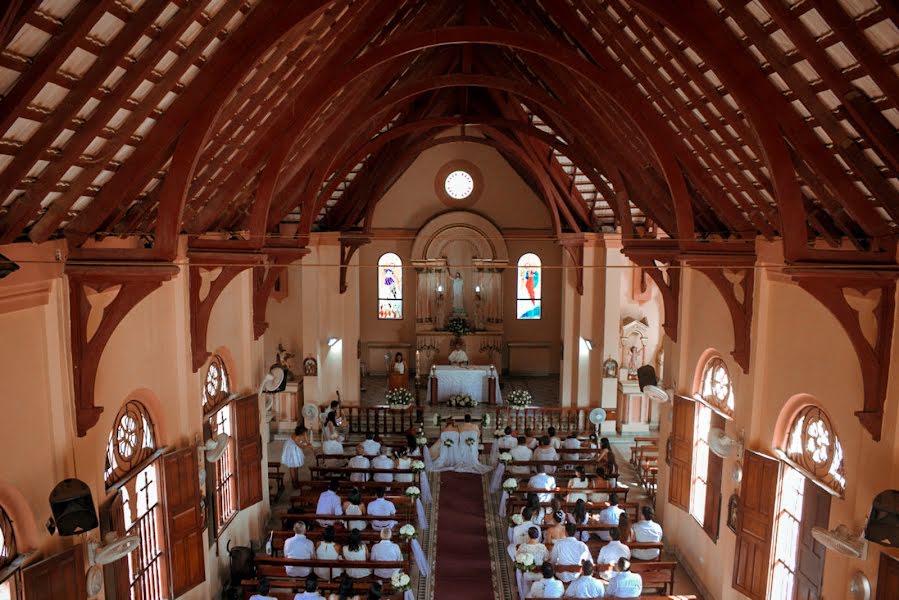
[
  {"left": 530, "top": 596, "right": 692, "bottom": 600},
  {"left": 554, "top": 560, "right": 676, "bottom": 594},
  {"left": 629, "top": 436, "right": 659, "bottom": 467},
  {"left": 513, "top": 485, "right": 630, "bottom": 502},
  {"left": 506, "top": 498, "right": 641, "bottom": 522},
  {"left": 290, "top": 491, "right": 414, "bottom": 510},
  {"left": 277, "top": 510, "right": 414, "bottom": 530},
  {"left": 585, "top": 539, "right": 665, "bottom": 560},
  {"left": 253, "top": 555, "right": 410, "bottom": 583},
  {"left": 269, "top": 530, "right": 414, "bottom": 556},
  {"left": 268, "top": 461, "right": 286, "bottom": 499}
]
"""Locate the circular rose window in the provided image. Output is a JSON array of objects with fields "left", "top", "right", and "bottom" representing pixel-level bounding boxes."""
[{"left": 444, "top": 170, "right": 474, "bottom": 200}]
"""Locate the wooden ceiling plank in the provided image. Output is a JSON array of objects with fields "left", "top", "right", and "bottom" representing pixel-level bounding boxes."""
[{"left": 0, "top": 1, "right": 39, "bottom": 48}]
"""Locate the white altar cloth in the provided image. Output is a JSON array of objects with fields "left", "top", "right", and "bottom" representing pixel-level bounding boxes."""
[{"left": 427, "top": 365, "right": 503, "bottom": 405}]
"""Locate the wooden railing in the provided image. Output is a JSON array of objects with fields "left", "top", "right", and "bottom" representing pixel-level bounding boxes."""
[
  {"left": 494, "top": 407, "right": 618, "bottom": 434},
  {"left": 343, "top": 405, "right": 419, "bottom": 435}
]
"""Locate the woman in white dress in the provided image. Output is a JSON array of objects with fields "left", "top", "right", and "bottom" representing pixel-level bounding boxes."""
[
  {"left": 394, "top": 448, "right": 413, "bottom": 483},
  {"left": 516, "top": 527, "right": 549, "bottom": 586},
  {"left": 322, "top": 412, "right": 345, "bottom": 466},
  {"left": 281, "top": 423, "right": 308, "bottom": 489},
  {"left": 457, "top": 415, "right": 492, "bottom": 474},
  {"left": 314, "top": 526, "right": 343, "bottom": 580},
  {"left": 343, "top": 488, "right": 367, "bottom": 532},
  {"left": 342, "top": 529, "right": 371, "bottom": 579},
  {"left": 566, "top": 466, "right": 590, "bottom": 503},
  {"left": 431, "top": 418, "right": 460, "bottom": 470}
]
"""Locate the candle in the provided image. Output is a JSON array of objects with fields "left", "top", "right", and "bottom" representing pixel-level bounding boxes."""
[{"left": 416, "top": 350, "right": 421, "bottom": 373}]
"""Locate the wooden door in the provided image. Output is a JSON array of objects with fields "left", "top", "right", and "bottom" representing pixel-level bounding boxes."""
[
  {"left": 21, "top": 544, "right": 86, "bottom": 600},
  {"left": 876, "top": 553, "right": 899, "bottom": 600},
  {"left": 162, "top": 448, "right": 205, "bottom": 597},
  {"left": 234, "top": 394, "right": 263, "bottom": 509},
  {"left": 733, "top": 450, "right": 780, "bottom": 600},
  {"left": 793, "top": 478, "right": 831, "bottom": 600},
  {"left": 98, "top": 491, "right": 130, "bottom": 599},
  {"left": 667, "top": 395, "right": 694, "bottom": 510}
]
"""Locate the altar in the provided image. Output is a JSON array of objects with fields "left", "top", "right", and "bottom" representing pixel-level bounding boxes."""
[{"left": 427, "top": 365, "right": 503, "bottom": 406}]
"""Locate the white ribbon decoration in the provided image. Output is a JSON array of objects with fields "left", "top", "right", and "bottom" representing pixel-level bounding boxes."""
[
  {"left": 410, "top": 538, "right": 429, "bottom": 576},
  {"left": 419, "top": 473, "right": 432, "bottom": 504},
  {"left": 416, "top": 498, "right": 427, "bottom": 530},
  {"left": 489, "top": 440, "right": 500, "bottom": 466},
  {"left": 507, "top": 527, "right": 514, "bottom": 545},
  {"left": 404, "top": 590, "right": 415, "bottom": 600},
  {"left": 489, "top": 463, "right": 505, "bottom": 493},
  {"left": 422, "top": 445, "right": 434, "bottom": 471},
  {"left": 499, "top": 491, "right": 509, "bottom": 517},
  {"left": 516, "top": 570, "right": 527, "bottom": 600}
]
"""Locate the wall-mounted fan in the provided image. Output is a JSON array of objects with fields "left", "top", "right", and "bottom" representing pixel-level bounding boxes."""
[
  {"left": 643, "top": 385, "right": 670, "bottom": 403},
  {"left": 201, "top": 432, "right": 230, "bottom": 462},
  {"left": 89, "top": 532, "right": 141, "bottom": 565},
  {"left": 811, "top": 524, "right": 868, "bottom": 559},
  {"left": 261, "top": 367, "right": 287, "bottom": 394},
  {"left": 588, "top": 408, "right": 607, "bottom": 438},
  {"left": 708, "top": 427, "right": 743, "bottom": 459}
]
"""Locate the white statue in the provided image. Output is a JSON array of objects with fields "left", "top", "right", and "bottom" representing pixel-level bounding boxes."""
[{"left": 452, "top": 271, "right": 464, "bottom": 314}]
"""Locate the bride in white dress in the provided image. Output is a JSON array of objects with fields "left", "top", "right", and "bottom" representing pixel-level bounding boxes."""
[
  {"left": 456, "top": 415, "right": 492, "bottom": 474},
  {"left": 431, "top": 418, "right": 460, "bottom": 471}
]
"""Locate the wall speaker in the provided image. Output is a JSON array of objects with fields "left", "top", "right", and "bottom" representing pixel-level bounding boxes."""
[
  {"left": 49, "top": 479, "right": 98, "bottom": 536},
  {"left": 865, "top": 489, "right": 899, "bottom": 547},
  {"left": 637, "top": 365, "right": 658, "bottom": 390}
]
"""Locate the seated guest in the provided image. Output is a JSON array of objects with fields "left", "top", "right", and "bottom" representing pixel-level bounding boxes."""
[
  {"left": 371, "top": 528, "right": 403, "bottom": 579},
  {"left": 546, "top": 426, "right": 562, "bottom": 450},
  {"left": 498, "top": 426, "right": 518, "bottom": 451},
  {"left": 348, "top": 453, "right": 371, "bottom": 483},
  {"left": 512, "top": 507, "right": 540, "bottom": 546},
  {"left": 596, "top": 437, "right": 611, "bottom": 464},
  {"left": 617, "top": 512, "right": 634, "bottom": 543},
  {"left": 510, "top": 436, "right": 534, "bottom": 476},
  {"left": 586, "top": 433, "right": 599, "bottom": 460},
  {"left": 342, "top": 529, "right": 371, "bottom": 579},
  {"left": 316, "top": 479, "right": 344, "bottom": 526},
  {"left": 284, "top": 521, "right": 315, "bottom": 577},
  {"left": 525, "top": 428, "right": 539, "bottom": 450},
  {"left": 249, "top": 577, "right": 277, "bottom": 600},
  {"left": 632, "top": 506, "right": 663, "bottom": 560},
  {"left": 394, "top": 448, "right": 414, "bottom": 483},
  {"left": 561, "top": 433, "right": 582, "bottom": 463},
  {"left": 527, "top": 563, "right": 564, "bottom": 598},
  {"left": 588, "top": 466, "right": 610, "bottom": 503},
  {"left": 604, "top": 452, "right": 620, "bottom": 486},
  {"left": 544, "top": 509, "right": 567, "bottom": 547},
  {"left": 528, "top": 470, "right": 557, "bottom": 503},
  {"left": 405, "top": 433, "right": 422, "bottom": 458},
  {"left": 314, "top": 526, "right": 343, "bottom": 580},
  {"left": 327, "top": 574, "right": 359, "bottom": 600},
  {"left": 605, "top": 558, "right": 642, "bottom": 598},
  {"left": 522, "top": 493, "right": 542, "bottom": 522},
  {"left": 358, "top": 431, "right": 381, "bottom": 457},
  {"left": 516, "top": 527, "right": 549, "bottom": 585},
  {"left": 542, "top": 497, "right": 565, "bottom": 526},
  {"left": 295, "top": 574, "right": 326, "bottom": 600},
  {"left": 566, "top": 466, "right": 590, "bottom": 503},
  {"left": 343, "top": 488, "right": 367, "bottom": 532},
  {"left": 371, "top": 448, "right": 395, "bottom": 483},
  {"left": 597, "top": 493, "right": 624, "bottom": 541},
  {"left": 550, "top": 523, "right": 592, "bottom": 583},
  {"left": 570, "top": 499, "right": 591, "bottom": 542},
  {"left": 367, "top": 487, "right": 397, "bottom": 530},
  {"left": 533, "top": 436, "right": 560, "bottom": 474},
  {"left": 597, "top": 527, "right": 630, "bottom": 566},
  {"left": 563, "top": 560, "right": 606, "bottom": 598}
]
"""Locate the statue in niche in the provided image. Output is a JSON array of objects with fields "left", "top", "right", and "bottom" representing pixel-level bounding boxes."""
[
  {"left": 627, "top": 346, "right": 641, "bottom": 380},
  {"left": 603, "top": 357, "right": 619, "bottom": 378},
  {"left": 452, "top": 271, "right": 464, "bottom": 314}
]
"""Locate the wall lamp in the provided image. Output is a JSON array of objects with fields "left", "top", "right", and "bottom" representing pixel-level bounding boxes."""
[
  {"left": 326, "top": 337, "right": 340, "bottom": 347},
  {"left": 583, "top": 338, "right": 594, "bottom": 351},
  {"left": 475, "top": 284, "right": 482, "bottom": 300},
  {"left": 436, "top": 284, "right": 444, "bottom": 301}
]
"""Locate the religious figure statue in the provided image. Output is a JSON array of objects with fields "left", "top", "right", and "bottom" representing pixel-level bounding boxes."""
[
  {"left": 627, "top": 345, "right": 640, "bottom": 380},
  {"left": 452, "top": 271, "right": 464, "bottom": 314}
]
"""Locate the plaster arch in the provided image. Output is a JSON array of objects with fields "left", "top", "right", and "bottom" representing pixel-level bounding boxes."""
[
  {"left": 0, "top": 481, "right": 41, "bottom": 552},
  {"left": 411, "top": 212, "right": 509, "bottom": 263}
]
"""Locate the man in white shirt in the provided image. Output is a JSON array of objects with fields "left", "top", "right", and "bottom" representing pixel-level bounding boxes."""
[
  {"left": 348, "top": 453, "right": 371, "bottom": 482},
  {"left": 597, "top": 493, "right": 624, "bottom": 541},
  {"left": 533, "top": 436, "right": 560, "bottom": 474},
  {"left": 283, "top": 521, "right": 315, "bottom": 577},
  {"left": 605, "top": 558, "right": 642, "bottom": 598},
  {"left": 371, "top": 527, "right": 404, "bottom": 579},
  {"left": 632, "top": 506, "right": 663, "bottom": 560},
  {"left": 498, "top": 426, "right": 518, "bottom": 451},
  {"left": 511, "top": 509, "right": 540, "bottom": 546},
  {"left": 315, "top": 479, "right": 343, "bottom": 526},
  {"left": 597, "top": 527, "right": 631, "bottom": 566},
  {"left": 527, "top": 563, "right": 565, "bottom": 598},
  {"left": 563, "top": 560, "right": 606, "bottom": 598},
  {"left": 550, "top": 523, "right": 593, "bottom": 583},
  {"left": 528, "top": 471, "right": 557, "bottom": 503},
  {"left": 371, "top": 449, "right": 395, "bottom": 483},
  {"left": 293, "top": 574, "right": 326, "bottom": 600},
  {"left": 367, "top": 487, "right": 397, "bottom": 530},
  {"left": 358, "top": 431, "right": 381, "bottom": 457},
  {"left": 509, "top": 436, "right": 533, "bottom": 476},
  {"left": 561, "top": 433, "right": 582, "bottom": 463},
  {"left": 248, "top": 578, "right": 277, "bottom": 600}
]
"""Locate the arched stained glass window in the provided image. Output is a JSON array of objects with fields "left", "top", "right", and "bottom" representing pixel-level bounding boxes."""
[
  {"left": 516, "top": 253, "right": 541, "bottom": 320},
  {"left": 0, "top": 505, "right": 15, "bottom": 570},
  {"left": 699, "top": 357, "right": 735, "bottom": 417},
  {"left": 203, "top": 354, "right": 230, "bottom": 410},
  {"left": 104, "top": 400, "right": 157, "bottom": 487},
  {"left": 785, "top": 405, "right": 845, "bottom": 496},
  {"left": 378, "top": 252, "right": 403, "bottom": 320}
]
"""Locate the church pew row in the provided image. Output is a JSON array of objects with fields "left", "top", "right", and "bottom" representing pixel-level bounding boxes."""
[
  {"left": 268, "top": 462, "right": 285, "bottom": 499},
  {"left": 512, "top": 485, "right": 630, "bottom": 502},
  {"left": 296, "top": 480, "right": 420, "bottom": 495},
  {"left": 268, "top": 530, "right": 413, "bottom": 556},
  {"left": 289, "top": 492, "right": 415, "bottom": 510},
  {"left": 552, "top": 561, "right": 677, "bottom": 595},
  {"left": 529, "top": 596, "right": 693, "bottom": 600},
  {"left": 628, "top": 437, "right": 659, "bottom": 466},
  {"left": 506, "top": 498, "right": 642, "bottom": 522},
  {"left": 277, "top": 512, "right": 414, "bottom": 530},
  {"left": 247, "top": 557, "right": 411, "bottom": 597},
  {"left": 308, "top": 465, "right": 421, "bottom": 482},
  {"left": 244, "top": 592, "right": 403, "bottom": 600},
  {"left": 585, "top": 540, "right": 665, "bottom": 559}
]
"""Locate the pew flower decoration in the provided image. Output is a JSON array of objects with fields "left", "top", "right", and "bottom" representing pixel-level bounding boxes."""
[
  {"left": 443, "top": 437, "right": 454, "bottom": 448},
  {"left": 416, "top": 435, "right": 428, "bottom": 446},
  {"left": 509, "top": 514, "right": 524, "bottom": 527},
  {"left": 507, "top": 390, "right": 532, "bottom": 408},
  {"left": 514, "top": 552, "right": 536, "bottom": 572},
  {"left": 411, "top": 460, "right": 426, "bottom": 473},
  {"left": 385, "top": 388, "right": 413, "bottom": 408},
  {"left": 390, "top": 572, "right": 412, "bottom": 592},
  {"left": 502, "top": 478, "right": 518, "bottom": 492},
  {"left": 405, "top": 486, "right": 421, "bottom": 500},
  {"left": 493, "top": 429, "right": 504, "bottom": 438},
  {"left": 466, "top": 437, "right": 477, "bottom": 447},
  {"left": 499, "top": 452, "right": 513, "bottom": 465},
  {"left": 399, "top": 524, "right": 417, "bottom": 541},
  {"left": 447, "top": 393, "right": 476, "bottom": 408}
]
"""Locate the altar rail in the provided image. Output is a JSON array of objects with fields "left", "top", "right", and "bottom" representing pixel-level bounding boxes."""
[
  {"left": 493, "top": 407, "right": 617, "bottom": 434},
  {"left": 343, "top": 406, "right": 418, "bottom": 435}
]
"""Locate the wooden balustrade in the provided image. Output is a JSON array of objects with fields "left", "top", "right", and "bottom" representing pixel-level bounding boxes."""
[
  {"left": 493, "top": 407, "right": 618, "bottom": 434},
  {"left": 342, "top": 405, "right": 419, "bottom": 435}
]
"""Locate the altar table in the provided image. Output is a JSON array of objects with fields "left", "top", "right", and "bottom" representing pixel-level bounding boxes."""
[{"left": 427, "top": 365, "right": 503, "bottom": 405}]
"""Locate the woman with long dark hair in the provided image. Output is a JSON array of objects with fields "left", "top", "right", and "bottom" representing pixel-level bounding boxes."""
[{"left": 342, "top": 528, "right": 371, "bottom": 579}]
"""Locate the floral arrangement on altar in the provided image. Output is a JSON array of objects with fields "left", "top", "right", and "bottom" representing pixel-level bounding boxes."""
[
  {"left": 507, "top": 389, "right": 533, "bottom": 408},
  {"left": 447, "top": 393, "right": 476, "bottom": 408},
  {"left": 399, "top": 524, "right": 417, "bottom": 541},
  {"left": 445, "top": 315, "right": 473, "bottom": 338},
  {"left": 385, "top": 387, "right": 413, "bottom": 408},
  {"left": 405, "top": 486, "right": 421, "bottom": 500},
  {"left": 411, "top": 460, "right": 425, "bottom": 473},
  {"left": 502, "top": 478, "right": 518, "bottom": 492},
  {"left": 514, "top": 552, "right": 536, "bottom": 572},
  {"left": 509, "top": 514, "right": 524, "bottom": 527},
  {"left": 390, "top": 572, "right": 412, "bottom": 592},
  {"left": 499, "top": 452, "right": 513, "bottom": 465}
]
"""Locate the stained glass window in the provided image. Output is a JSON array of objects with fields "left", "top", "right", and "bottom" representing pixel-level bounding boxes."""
[
  {"left": 444, "top": 170, "right": 474, "bottom": 200},
  {"left": 378, "top": 252, "right": 403, "bottom": 319},
  {"left": 699, "top": 357, "right": 735, "bottom": 416},
  {"left": 516, "top": 253, "right": 541, "bottom": 320},
  {"left": 203, "top": 354, "right": 230, "bottom": 410},
  {"left": 785, "top": 405, "right": 845, "bottom": 496},
  {"left": 104, "top": 400, "right": 157, "bottom": 487}
]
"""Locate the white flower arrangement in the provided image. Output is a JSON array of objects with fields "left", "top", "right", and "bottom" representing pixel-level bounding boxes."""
[
  {"left": 447, "top": 393, "right": 476, "bottom": 407},
  {"left": 385, "top": 387, "right": 414, "bottom": 407},
  {"left": 507, "top": 389, "right": 533, "bottom": 408},
  {"left": 443, "top": 438, "right": 454, "bottom": 448},
  {"left": 399, "top": 524, "right": 417, "bottom": 541},
  {"left": 499, "top": 452, "right": 513, "bottom": 464},
  {"left": 514, "top": 552, "right": 536, "bottom": 572},
  {"left": 405, "top": 486, "right": 421, "bottom": 500},
  {"left": 415, "top": 436, "right": 428, "bottom": 446},
  {"left": 390, "top": 571, "right": 412, "bottom": 592},
  {"left": 493, "top": 429, "right": 504, "bottom": 438},
  {"left": 502, "top": 478, "right": 519, "bottom": 492},
  {"left": 410, "top": 460, "right": 425, "bottom": 473},
  {"left": 465, "top": 437, "right": 476, "bottom": 446},
  {"left": 509, "top": 514, "right": 524, "bottom": 527}
]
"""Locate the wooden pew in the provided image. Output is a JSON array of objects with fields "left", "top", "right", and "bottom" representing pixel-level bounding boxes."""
[
  {"left": 585, "top": 539, "right": 665, "bottom": 560},
  {"left": 277, "top": 511, "right": 413, "bottom": 530},
  {"left": 553, "top": 561, "right": 677, "bottom": 595},
  {"left": 308, "top": 465, "right": 420, "bottom": 482},
  {"left": 269, "top": 530, "right": 413, "bottom": 556},
  {"left": 530, "top": 596, "right": 692, "bottom": 600},
  {"left": 512, "top": 485, "right": 630, "bottom": 502},
  {"left": 253, "top": 555, "right": 410, "bottom": 585},
  {"left": 290, "top": 492, "right": 414, "bottom": 511},
  {"left": 244, "top": 591, "right": 404, "bottom": 600},
  {"left": 268, "top": 461, "right": 285, "bottom": 499},
  {"left": 505, "top": 498, "right": 641, "bottom": 522},
  {"left": 629, "top": 436, "right": 659, "bottom": 467}
]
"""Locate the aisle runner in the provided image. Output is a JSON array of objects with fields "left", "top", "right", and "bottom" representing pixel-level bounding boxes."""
[{"left": 433, "top": 472, "right": 494, "bottom": 600}]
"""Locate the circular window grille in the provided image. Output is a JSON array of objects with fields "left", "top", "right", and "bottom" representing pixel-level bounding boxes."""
[
  {"left": 0, "top": 506, "right": 14, "bottom": 569},
  {"left": 785, "top": 405, "right": 845, "bottom": 495},
  {"left": 699, "top": 357, "right": 734, "bottom": 416},
  {"left": 444, "top": 170, "right": 474, "bottom": 200},
  {"left": 104, "top": 400, "right": 157, "bottom": 486},
  {"left": 203, "top": 355, "right": 230, "bottom": 409}
]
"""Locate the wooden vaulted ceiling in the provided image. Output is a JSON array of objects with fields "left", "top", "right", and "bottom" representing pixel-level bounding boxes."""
[{"left": 0, "top": 0, "right": 897, "bottom": 264}]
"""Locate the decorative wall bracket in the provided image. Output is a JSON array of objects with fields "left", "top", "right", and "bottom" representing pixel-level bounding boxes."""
[
  {"left": 67, "top": 263, "right": 178, "bottom": 437},
  {"left": 252, "top": 247, "right": 308, "bottom": 340},
  {"left": 188, "top": 250, "right": 264, "bottom": 371},
  {"left": 559, "top": 236, "right": 584, "bottom": 295},
  {"left": 339, "top": 233, "right": 370, "bottom": 294},
  {"left": 789, "top": 268, "right": 897, "bottom": 441},
  {"left": 623, "top": 242, "right": 681, "bottom": 342}
]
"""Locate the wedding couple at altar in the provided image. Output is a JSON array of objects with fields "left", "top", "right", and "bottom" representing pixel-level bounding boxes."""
[{"left": 429, "top": 414, "right": 492, "bottom": 474}]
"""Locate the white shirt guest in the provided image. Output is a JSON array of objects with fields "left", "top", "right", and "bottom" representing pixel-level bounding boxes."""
[
  {"left": 605, "top": 559, "right": 642, "bottom": 598},
  {"left": 512, "top": 515, "right": 540, "bottom": 547},
  {"left": 550, "top": 524, "right": 593, "bottom": 583},
  {"left": 528, "top": 471, "right": 557, "bottom": 503},
  {"left": 371, "top": 451, "right": 395, "bottom": 483},
  {"left": 528, "top": 564, "right": 565, "bottom": 598},
  {"left": 359, "top": 434, "right": 381, "bottom": 457},
  {"left": 632, "top": 506, "right": 664, "bottom": 560},
  {"left": 315, "top": 481, "right": 343, "bottom": 526},
  {"left": 367, "top": 490, "right": 397, "bottom": 530},
  {"left": 283, "top": 522, "right": 315, "bottom": 577},
  {"left": 597, "top": 528, "right": 630, "bottom": 566},
  {"left": 371, "top": 528, "right": 404, "bottom": 579},
  {"left": 597, "top": 495, "right": 625, "bottom": 541},
  {"left": 564, "top": 561, "right": 606, "bottom": 598},
  {"left": 510, "top": 439, "right": 534, "bottom": 476},
  {"left": 498, "top": 429, "right": 519, "bottom": 451},
  {"left": 348, "top": 454, "right": 371, "bottom": 482}
]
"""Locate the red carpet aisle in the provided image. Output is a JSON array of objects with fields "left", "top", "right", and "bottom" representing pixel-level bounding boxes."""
[{"left": 433, "top": 472, "right": 495, "bottom": 600}]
